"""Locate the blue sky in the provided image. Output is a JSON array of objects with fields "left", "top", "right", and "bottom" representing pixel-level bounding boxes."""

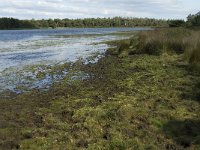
[{"left": 0, "top": 0, "right": 199, "bottom": 19}]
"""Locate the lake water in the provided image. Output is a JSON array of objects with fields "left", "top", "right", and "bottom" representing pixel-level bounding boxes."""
[{"left": 0, "top": 28, "right": 150, "bottom": 93}]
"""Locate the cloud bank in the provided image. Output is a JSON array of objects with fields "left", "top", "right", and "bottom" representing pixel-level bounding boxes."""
[{"left": 0, "top": 0, "right": 199, "bottom": 19}]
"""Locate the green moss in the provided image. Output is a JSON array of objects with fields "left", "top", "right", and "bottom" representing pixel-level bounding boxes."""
[
  {"left": 109, "top": 137, "right": 126, "bottom": 150},
  {"left": 149, "top": 118, "right": 165, "bottom": 129},
  {"left": 1, "top": 32, "right": 200, "bottom": 149}
]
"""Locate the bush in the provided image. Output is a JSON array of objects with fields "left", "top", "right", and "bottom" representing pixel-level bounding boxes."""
[{"left": 169, "top": 20, "right": 185, "bottom": 27}]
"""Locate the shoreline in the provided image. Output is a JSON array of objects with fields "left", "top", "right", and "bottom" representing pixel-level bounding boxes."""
[
  {"left": 0, "top": 29, "right": 200, "bottom": 149},
  {"left": 0, "top": 26, "right": 154, "bottom": 31},
  {"left": 0, "top": 29, "right": 139, "bottom": 94}
]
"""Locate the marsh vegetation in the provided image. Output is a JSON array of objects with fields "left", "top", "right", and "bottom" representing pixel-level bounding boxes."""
[
  {"left": 0, "top": 26, "right": 200, "bottom": 150},
  {"left": 108, "top": 28, "right": 200, "bottom": 71}
]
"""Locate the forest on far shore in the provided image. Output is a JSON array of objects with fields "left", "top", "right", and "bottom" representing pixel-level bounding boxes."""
[
  {"left": 0, "top": 17, "right": 180, "bottom": 30},
  {"left": 0, "top": 12, "right": 199, "bottom": 29},
  {"left": 0, "top": 17, "right": 168, "bottom": 29}
]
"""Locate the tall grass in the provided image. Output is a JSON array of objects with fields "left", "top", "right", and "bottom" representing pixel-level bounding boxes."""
[
  {"left": 106, "top": 28, "right": 200, "bottom": 70},
  {"left": 185, "top": 40, "right": 200, "bottom": 71},
  {"left": 134, "top": 28, "right": 200, "bottom": 70}
]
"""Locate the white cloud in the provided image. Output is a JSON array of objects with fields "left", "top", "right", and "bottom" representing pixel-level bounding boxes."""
[{"left": 0, "top": 0, "right": 199, "bottom": 19}]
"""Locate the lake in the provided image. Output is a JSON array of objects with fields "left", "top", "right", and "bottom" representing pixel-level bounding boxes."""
[{"left": 0, "top": 28, "right": 150, "bottom": 93}]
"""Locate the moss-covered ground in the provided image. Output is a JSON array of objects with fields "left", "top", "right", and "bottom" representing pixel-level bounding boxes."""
[{"left": 0, "top": 36, "right": 200, "bottom": 149}]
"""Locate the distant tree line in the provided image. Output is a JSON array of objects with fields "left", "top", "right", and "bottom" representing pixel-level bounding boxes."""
[
  {"left": 1, "top": 12, "right": 199, "bottom": 30},
  {"left": 168, "top": 20, "right": 185, "bottom": 27},
  {"left": 0, "top": 17, "right": 169, "bottom": 29},
  {"left": 168, "top": 12, "right": 200, "bottom": 27},
  {"left": 0, "top": 18, "right": 35, "bottom": 29},
  {"left": 187, "top": 12, "right": 200, "bottom": 26}
]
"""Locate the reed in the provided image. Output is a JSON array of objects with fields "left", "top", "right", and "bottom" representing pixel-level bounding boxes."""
[{"left": 135, "top": 28, "right": 200, "bottom": 70}]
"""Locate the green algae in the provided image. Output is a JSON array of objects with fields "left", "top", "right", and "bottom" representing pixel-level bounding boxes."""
[{"left": 0, "top": 34, "right": 200, "bottom": 150}]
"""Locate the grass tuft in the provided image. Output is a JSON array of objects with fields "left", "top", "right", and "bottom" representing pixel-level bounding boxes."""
[{"left": 108, "top": 28, "right": 200, "bottom": 71}]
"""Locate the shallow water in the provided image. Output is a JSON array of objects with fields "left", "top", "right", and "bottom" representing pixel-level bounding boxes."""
[{"left": 0, "top": 28, "right": 150, "bottom": 93}]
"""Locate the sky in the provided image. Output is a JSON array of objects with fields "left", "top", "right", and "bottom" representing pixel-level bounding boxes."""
[{"left": 0, "top": 0, "right": 199, "bottom": 20}]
